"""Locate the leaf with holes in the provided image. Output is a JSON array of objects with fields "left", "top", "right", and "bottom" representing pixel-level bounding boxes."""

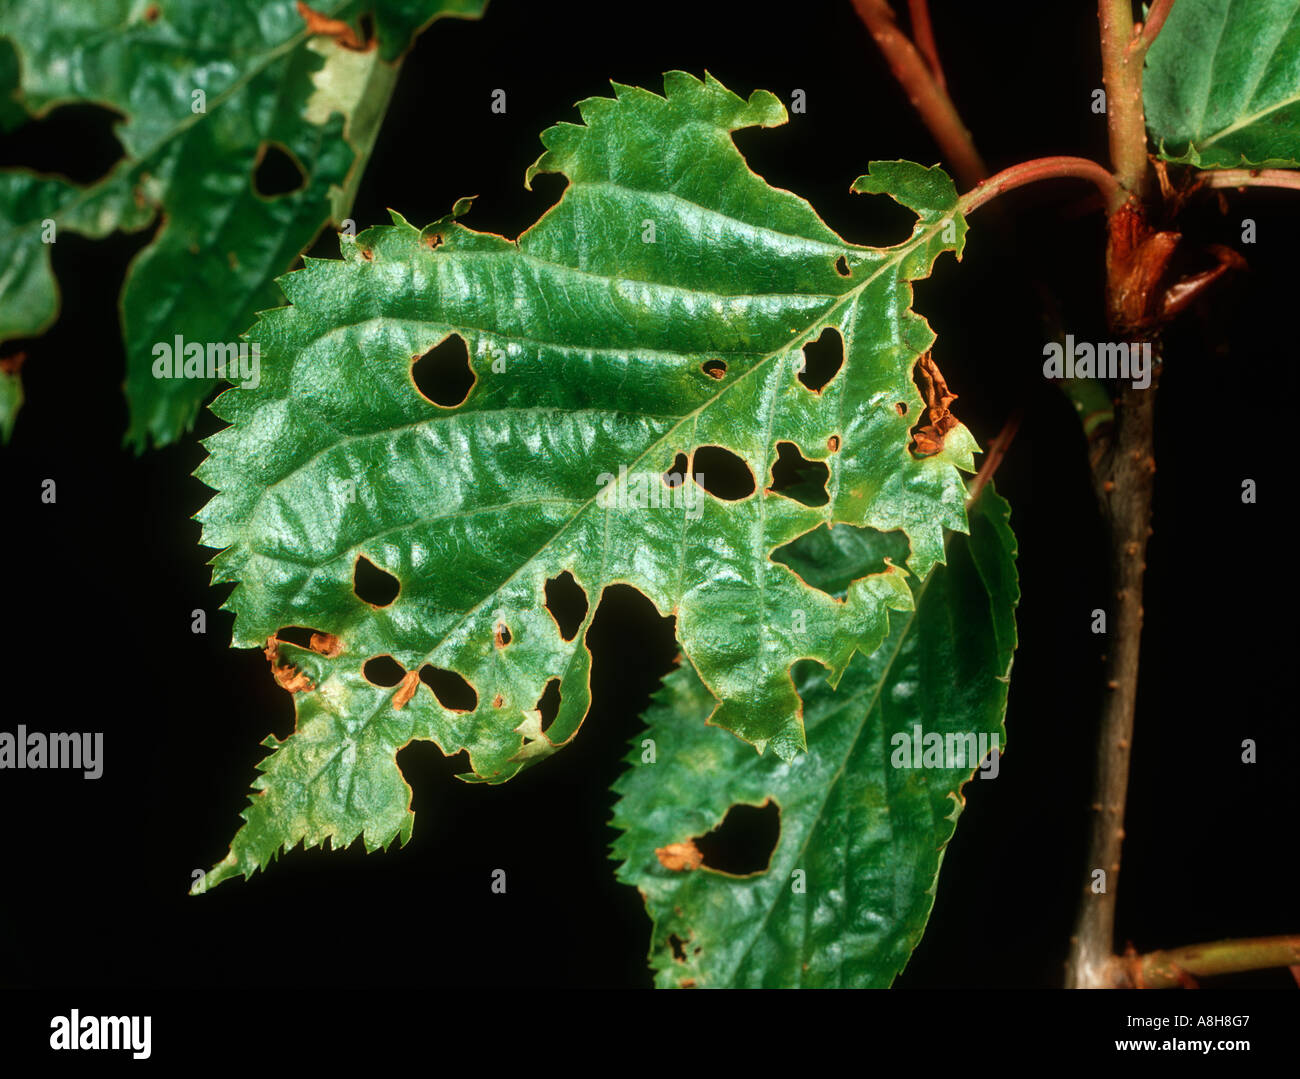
[
  {"left": 193, "top": 71, "right": 978, "bottom": 891},
  {"left": 1144, "top": 0, "right": 1300, "bottom": 168},
  {"left": 0, "top": 0, "right": 485, "bottom": 447},
  {"left": 611, "top": 486, "right": 1018, "bottom": 988}
]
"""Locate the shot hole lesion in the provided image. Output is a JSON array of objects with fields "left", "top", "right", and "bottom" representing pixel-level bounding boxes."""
[
  {"left": 693, "top": 801, "right": 781, "bottom": 877},
  {"left": 544, "top": 570, "right": 589, "bottom": 641},
  {"left": 535, "top": 678, "right": 561, "bottom": 733},
  {"left": 798, "top": 327, "right": 843, "bottom": 393},
  {"left": 768, "top": 441, "right": 829, "bottom": 507},
  {"left": 662, "top": 452, "right": 689, "bottom": 488},
  {"left": 353, "top": 555, "right": 400, "bottom": 607},
  {"left": 362, "top": 655, "right": 406, "bottom": 687},
  {"left": 418, "top": 665, "right": 478, "bottom": 712},
  {"left": 411, "top": 333, "right": 475, "bottom": 408},
  {"left": 252, "top": 141, "right": 307, "bottom": 198},
  {"left": 690, "top": 445, "right": 756, "bottom": 501}
]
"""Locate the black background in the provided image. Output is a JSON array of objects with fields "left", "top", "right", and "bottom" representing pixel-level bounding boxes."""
[{"left": 0, "top": 0, "right": 1295, "bottom": 993}]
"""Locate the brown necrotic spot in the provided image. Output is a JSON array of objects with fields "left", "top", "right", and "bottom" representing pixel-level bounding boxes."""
[
  {"left": 662, "top": 452, "right": 688, "bottom": 488},
  {"left": 702, "top": 358, "right": 727, "bottom": 380},
  {"left": 544, "top": 570, "right": 588, "bottom": 641},
  {"left": 909, "top": 351, "right": 959, "bottom": 458},
  {"left": 827, "top": 434, "right": 840, "bottom": 452},
  {"left": 768, "top": 441, "right": 829, "bottom": 507},
  {"left": 834, "top": 254, "right": 850, "bottom": 277},
  {"left": 253, "top": 141, "right": 306, "bottom": 198},
  {"left": 412, "top": 333, "right": 474, "bottom": 407},
  {"left": 655, "top": 840, "right": 704, "bottom": 872},
  {"left": 798, "top": 327, "right": 843, "bottom": 393},
  {"left": 354, "top": 555, "right": 400, "bottom": 607},
  {"left": 392, "top": 670, "right": 420, "bottom": 709},
  {"left": 535, "top": 678, "right": 561, "bottom": 733},
  {"left": 273, "top": 625, "right": 333, "bottom": 650},
  {"left": 693, "top": 801, "right": 780, "bottom": 876},
  {"left": 418, "top": 665, "right": 478, "bottom": 712},
  {"left": 362, "top": 654, "right": 406, "bottom": 687},
  {"left": 309, "top": 632, "right": 343, "bottom": 657},
  {"left": 690, "top": 445, "right": 755, "bottom": 500}
]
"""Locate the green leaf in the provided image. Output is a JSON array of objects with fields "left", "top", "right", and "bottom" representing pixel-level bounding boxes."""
[
  {"left": 193, "top": 72, "right": 977, "bottom": 891},
  {"left": 1144, "top": 0, "right": 1300, "bottom": 168},
  {"left": 611, "top": 486, "right": 1019, "bottom": 988},
  {"left": 0, "top": 0, "right": 485, "bottom": 448}
]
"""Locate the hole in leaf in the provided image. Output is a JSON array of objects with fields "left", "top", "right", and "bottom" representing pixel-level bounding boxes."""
[
  {"left": 419, "top": 665, "right": 478, "bottom": 712},
  {"left": 544, "top": 570, "right": 588, "bottom": 641},
  {"left": 773, "top": 524, "right": 911, "bottom": 598},
  {"left": 253, "top": 141, "right": 306, "bottom": 198},
  {"left": 798, "top": 327, "right": 843, "bottom": 393},
  {"left": 668, "top": 934, "right": 688, "bottom": 961},
  {"left": 896, "top": 402, "right": 908, "bottom": 416},
  {"left": 412, "top": 333, "right": 475, "bottom": 407},
  {"left": 274, "top": 625, "right": 331, "bottom": 650},
  {"left": 536, "top": 678, "right": 561, "bottom": 733},
  {"left": 702, "top": 359, "right": 727, "bottom": 380},
  {"left": 694, "top": 802, "right": 781, "bottom": 876},
  {"left": 354, "top": 556, "right": 400, "bottom": 607},
  {"left": 662, "top": 452, "right": 688, "bottom": 488},
  {"left": 0, "top": 103, "right": 125, "bottom": 185},
  {"left": 494, "top": 623, "right": 512, "bottom": 647},
  {"left": 834, "top": 255, "right": 850, "bottom": 276},
  {"left": 827, "top": 435, "right": 841, "bottom": 452},
  {"left": 768, "top": 441, "right": 829, "bottom": 507},
  {"left": 363, "top": 655, "right": 406, "bottom": 687},
  {"left": 691, "top": 446, "right": 755, "bottom": 501}
]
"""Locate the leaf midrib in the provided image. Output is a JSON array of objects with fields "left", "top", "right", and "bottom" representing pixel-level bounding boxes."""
[{"left": 262, "top": 206, "right": 956, "bottom": 761}]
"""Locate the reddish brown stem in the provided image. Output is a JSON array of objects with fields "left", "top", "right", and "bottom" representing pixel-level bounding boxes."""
[
  {"left": 960, "top": 156, "right": 1119, "bottom": 214},
  {"left": 1205, "top": 168, "right": 1300, "bottom": 192},
  {"left": 906, "top": 0, "right": 946, "bottom": 91},
  {"left": 1138, "top": 0, "right": 1177, "bottom": 50},
  {"left": 965, "top": 409, "right": 1022, "bottom": 507},
  {"left": 850, "top": 0, "right": 986, "bottom": 189},
  {"left": 1120, "top": 935, "right": 1300, "bottom": 989}
]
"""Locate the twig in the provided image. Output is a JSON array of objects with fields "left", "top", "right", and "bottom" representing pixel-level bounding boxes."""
[
  {"left": 1065, "top": 2, "right": 1166, "bottom": 990},
  {"left": 1098, "top": 0, "right": 1150, "bottom": 206},
  {"left": 1121, "top": 935, "right": 1300, "bottom": 989},
  {"left": 1204, "top": 168, "right": 1300, "bottom": 192},
  {"left": 907, "top": 0, "right": 946, "bottom": 91},
  {"left": 959, "top": 156, "right": 1119, "bottom": 214},
  {"left": 1137, "top": 0, "right": 1177, "bottom": 53},
  {"left": 965, "top": 409, "right": 1021, "bottom": 507},
  {"left": 850, "top": 0, "right": 986, "bottom": 189}
]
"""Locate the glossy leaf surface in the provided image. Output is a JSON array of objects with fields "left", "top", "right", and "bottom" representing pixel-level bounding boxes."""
[
  {"left": 1145, "top": 0, "right": 1300, "bottom": 167},
  {"left": 193, "top": 72, "right": 976, "bottom": 890},
  {"left": 0, "top": 0, "right": 484, "bottom": 446},
  {"left": 611, "top": 487, "right": 1018, "bottom": 988}
]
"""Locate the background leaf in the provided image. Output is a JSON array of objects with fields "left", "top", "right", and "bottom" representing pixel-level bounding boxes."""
[
  {"left": 0, "top": 0, "right": 485, "bottom": 447},
  {"left": 193, "top": 72, "right": 977, "bottom": 889},
  {"left": 1144, "top": 0, "right": 1300, "bottom": 168},
  {"left": 610, "top": 486, "right": 1019, "bottom": 988}
]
